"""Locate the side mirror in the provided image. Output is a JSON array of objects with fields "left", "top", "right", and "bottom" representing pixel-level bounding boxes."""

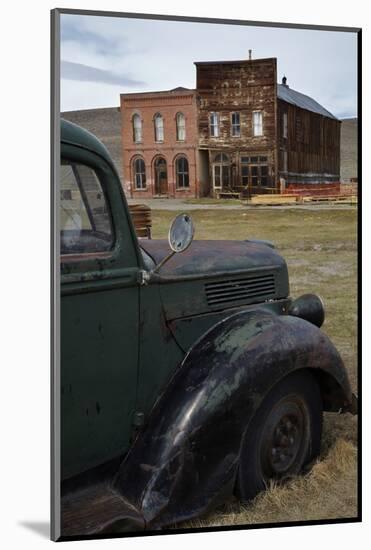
[
  {"left": 151, "top": 213, "right": 195, "bottom": 274},
  {"left": 169, "top": 213, "right": 195, "bottom": 253}
]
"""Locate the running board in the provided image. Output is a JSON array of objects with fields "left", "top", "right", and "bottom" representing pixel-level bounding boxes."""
[{"left": 61, "top": 483, "right": 145, "bottom": 538}]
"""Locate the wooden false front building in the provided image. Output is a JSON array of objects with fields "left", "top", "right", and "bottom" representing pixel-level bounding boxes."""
[{"left": 195, "top": 57, "right": 341, "bottom": 197}]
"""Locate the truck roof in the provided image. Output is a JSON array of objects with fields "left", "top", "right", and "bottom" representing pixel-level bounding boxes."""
[{"left": 61, "top": 118, "right": 114, "bottom": 167}]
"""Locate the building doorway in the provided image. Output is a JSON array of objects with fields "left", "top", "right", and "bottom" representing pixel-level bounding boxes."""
[
  {"left": 154, "top": 157, "right": 168, "bottom": 195},
  {"left": 212, "top": 153, "right": 230, "bottom": 193}
]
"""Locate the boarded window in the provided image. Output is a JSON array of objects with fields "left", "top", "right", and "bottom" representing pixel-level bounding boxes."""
[
  {"left": 133, "top": 158, "right": 146, "bottom": 189},
  {"left": 176, "top": 156, "right": 189, "bottom": 188},
  {"left": 154, "top": 113, "right": 164, "bottom": 142},
  {"left": 176, "top": 113, "right": 186, "bottom": 141},
  {"left": 231, "top": 112, "right": 241, "bottom": 137},
  {"left": 252, "top": 111, "right": 263, "bottom": 136},
  {"left": 209, "top": 112, "right": 219, "bottom": 137},
  {"left": 132, "top": 114, "right": 142, "bottom": 143},
  {"left": 283, "top": 112, "right": 288, "bottom": 139}
]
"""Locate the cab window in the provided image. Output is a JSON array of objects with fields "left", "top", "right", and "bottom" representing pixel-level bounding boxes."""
[{"left": 60, "top": 161, "right": 113, "bottom": 255}]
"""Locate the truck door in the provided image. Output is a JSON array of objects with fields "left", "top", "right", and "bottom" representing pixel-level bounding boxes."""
[{"left": 60, "top": 142, "right": 140, "bottom": 480}]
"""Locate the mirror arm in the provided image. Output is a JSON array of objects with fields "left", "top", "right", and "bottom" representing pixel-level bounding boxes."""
[{"left": 151, "top": 250, "right": 176, "bottom": 274}]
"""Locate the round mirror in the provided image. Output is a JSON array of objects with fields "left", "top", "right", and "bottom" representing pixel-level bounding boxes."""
[{"left": 168, "top": 213, "right": 195, "bottom": 253}]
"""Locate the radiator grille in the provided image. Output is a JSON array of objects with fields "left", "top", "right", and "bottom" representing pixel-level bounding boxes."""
[{"left": 205, "top": 274, "right": 276, "bottom": 307}]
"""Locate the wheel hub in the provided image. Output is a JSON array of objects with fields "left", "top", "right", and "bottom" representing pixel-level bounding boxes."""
[
  {"left": 270, "top": 415, "right": 301, "bottom": 471},
  {"left": 260, "top": 398, "right": 308, "bottom": 479}
]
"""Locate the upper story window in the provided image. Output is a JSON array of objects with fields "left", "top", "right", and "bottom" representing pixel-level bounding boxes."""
[
  {"left": 231, "top": 112, "right": 241, "bottom": 137},
  {"left": 209, "top": 112, "right": 220, "bottom": 137},
  {"left": 282, "top": 112, "right": 288, "bottom": 139},
  {"left": 154, "top": 113, "right": 164, "bottom": 142},
  {"left": 133, "top": 157, "right": 146, "bottom": 189},
  {"left": 132, "top": 113, "right": 142, "bottom": 143},
  {"left": 176, "top": 112, "right": 186, "bottom": 141},
  {"left": 252, "top": 111, "right": 263, "bottom": 137},
  {"left": 60, "top": 161, "right": 113, "bottom": 256}
]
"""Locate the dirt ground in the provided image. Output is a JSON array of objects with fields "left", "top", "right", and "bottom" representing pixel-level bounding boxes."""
[
  {"left": 148, "top": 206, "right": 358, "bottom": 527},
  {"left": 128, "top": 197, "right": 356, "bottom": 211}
]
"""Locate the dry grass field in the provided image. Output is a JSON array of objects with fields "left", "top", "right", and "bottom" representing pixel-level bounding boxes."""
[{"left": 150, "top": 206, "right": 358, "bottom": 527}]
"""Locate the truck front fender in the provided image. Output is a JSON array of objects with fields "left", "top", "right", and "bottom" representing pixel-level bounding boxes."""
[{"left": 113, "top": 309, "right": 354, "bottom": 530}]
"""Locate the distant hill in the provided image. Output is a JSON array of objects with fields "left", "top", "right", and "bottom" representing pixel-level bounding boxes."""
[
  {"left": 340, "top": 118, "right": 358, "bottom": 183},
  {"left": 61, "top": 107, "right": 123, "bottom": 181}
]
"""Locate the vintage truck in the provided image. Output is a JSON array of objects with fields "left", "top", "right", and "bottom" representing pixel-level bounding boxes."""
[{"left": 58, "top": 119, "right": 356, "bottom": 538}]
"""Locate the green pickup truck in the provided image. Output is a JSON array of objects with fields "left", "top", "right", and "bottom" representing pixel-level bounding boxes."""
[{"left": 58, "top": 119, "right": 356, "bottom": 538}]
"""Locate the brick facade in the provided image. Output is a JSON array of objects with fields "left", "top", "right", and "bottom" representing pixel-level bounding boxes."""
[{"left": 120, "top": 89, "right": 199, "bottom": 198}]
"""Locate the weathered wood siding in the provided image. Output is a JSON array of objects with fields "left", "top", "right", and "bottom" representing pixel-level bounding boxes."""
[
  {"left": 195, "top": 58, "right": 278, "bottom": 192},
  {"left": 277, "top": 98, "right": 341, "bottom": 184}
]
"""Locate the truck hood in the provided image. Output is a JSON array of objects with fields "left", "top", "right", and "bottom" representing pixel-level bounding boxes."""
[
  {"left": 141, "top": 240, "right": 289, "bottom": 321},
  {"left": 141, "top": 239, "right": 286, "bottom": 279}
]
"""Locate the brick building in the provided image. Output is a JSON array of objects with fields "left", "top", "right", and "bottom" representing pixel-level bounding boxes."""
[
  {"left": 120, "top": 88, "right": 201, "bottom": 198},
  {"left": 120, "top": 56, "right": 341, "bottom": 198}
]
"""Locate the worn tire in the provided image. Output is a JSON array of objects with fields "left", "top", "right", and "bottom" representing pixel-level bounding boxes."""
[{"left": 236, "top": 370, "right": 323, "bottom": 502}]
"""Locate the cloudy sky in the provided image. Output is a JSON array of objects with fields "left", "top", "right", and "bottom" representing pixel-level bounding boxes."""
[{"left": 60, "top": 14, "right": 358, "bottom": 118}]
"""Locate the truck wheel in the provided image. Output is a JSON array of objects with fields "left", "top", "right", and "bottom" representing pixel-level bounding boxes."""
[{"left": 236, "top": 370, "right": 322, "bottom": 502}]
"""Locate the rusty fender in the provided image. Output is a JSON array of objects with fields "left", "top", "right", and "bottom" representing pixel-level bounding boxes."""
[{"left": 113, "top": 308, "right": 354, "bottom": 530}]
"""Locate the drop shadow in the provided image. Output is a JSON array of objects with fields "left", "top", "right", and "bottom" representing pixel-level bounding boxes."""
[{"left": 18, "top": 521, "right": 50, "bottom": 539}]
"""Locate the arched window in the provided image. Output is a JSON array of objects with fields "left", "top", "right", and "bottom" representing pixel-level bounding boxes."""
[
  {"left": 133, "top": 157, "right": 146, "bottom": 189},
  {"left": 175, "top": 156, "right": 189, "bottom": 189},
  {"left": 154, "top": 113, "right": 164, "bottom": 142},
  {"left": 214, "top": 153, "right": 229, "bottom": 163},
  {"left": 176, "top": 112, "right": 186, "bottom": 141},
  {"left": 132, "top": 114, "right": 142, "bottom": 143}
]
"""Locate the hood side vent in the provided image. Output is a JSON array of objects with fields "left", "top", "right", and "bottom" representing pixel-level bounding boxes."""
[{"left": 205, "top": 274, "right": 276, "bottom": 307}]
